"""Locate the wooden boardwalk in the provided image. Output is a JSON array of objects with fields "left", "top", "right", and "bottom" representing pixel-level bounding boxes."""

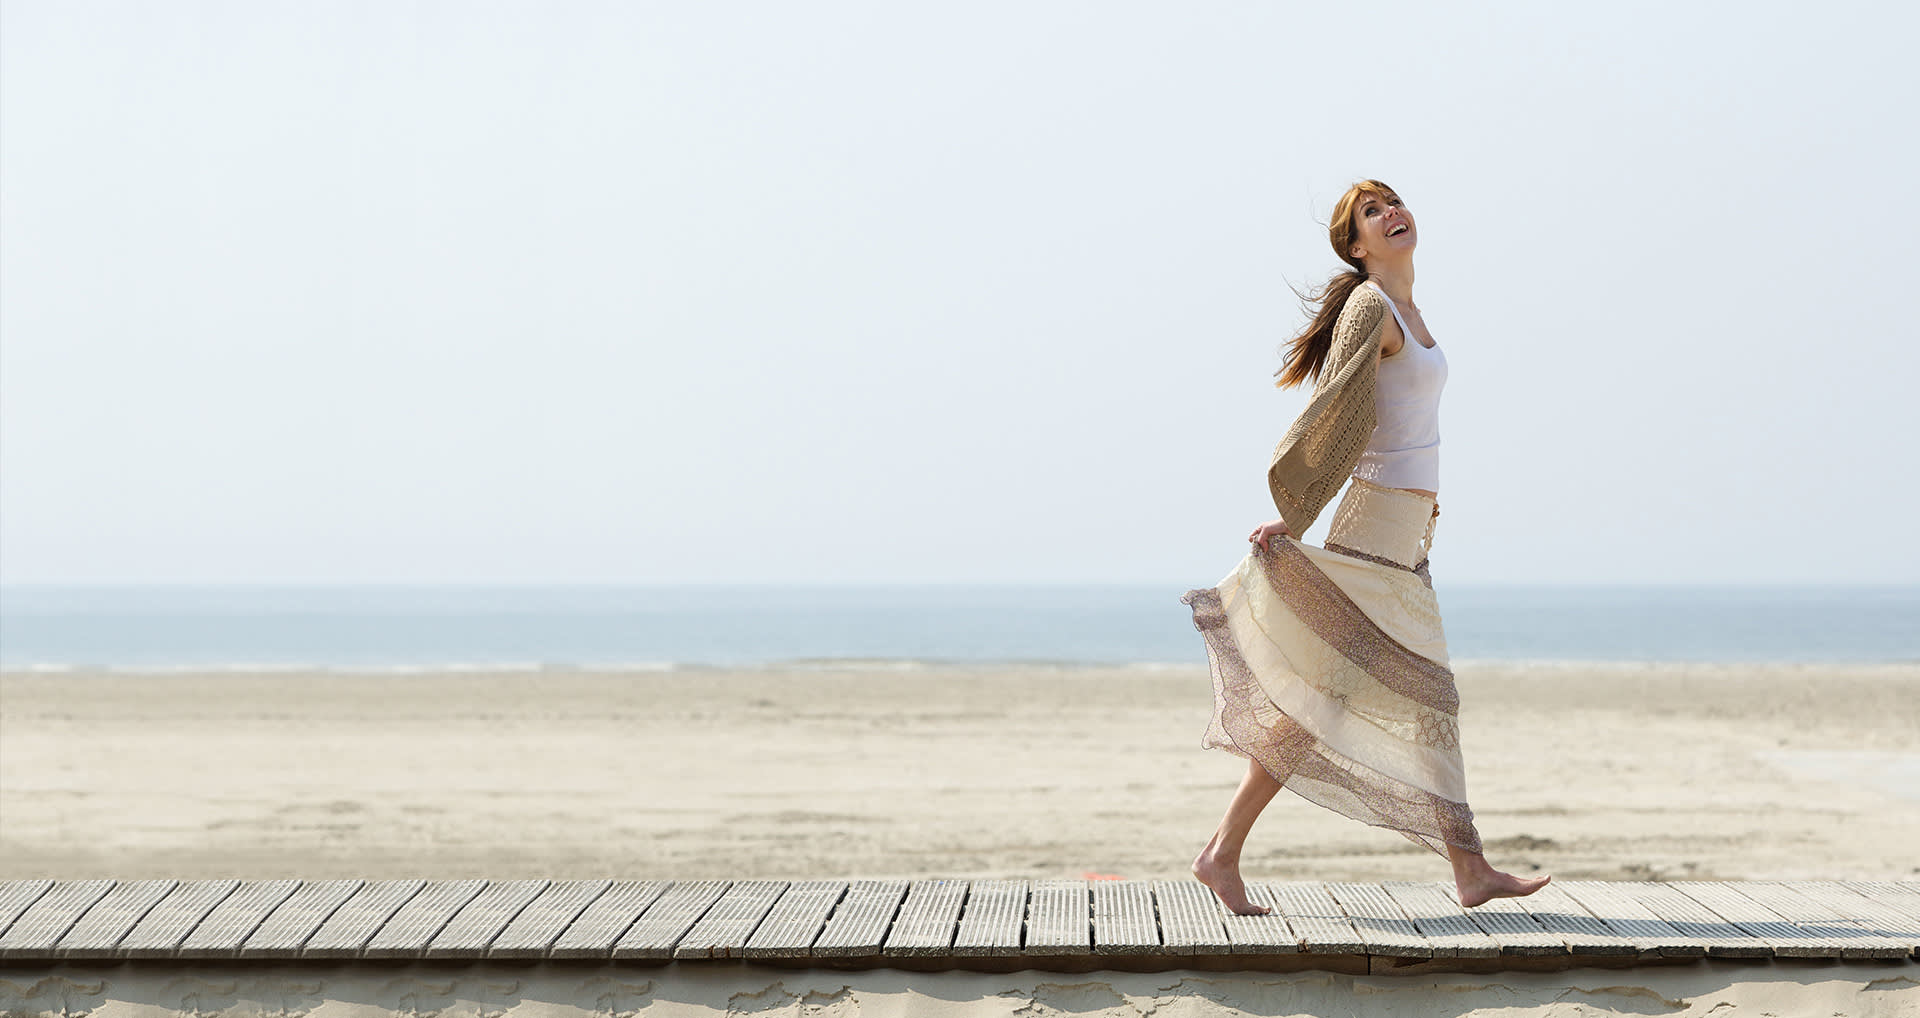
[{"left": 1, "top": 879, "right": 1916, "bottom": 974}]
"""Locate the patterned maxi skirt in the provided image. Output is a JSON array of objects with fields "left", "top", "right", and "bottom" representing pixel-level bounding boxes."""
[{"left": 1181, "top": 478, "right": 1482, "bottom": 856}]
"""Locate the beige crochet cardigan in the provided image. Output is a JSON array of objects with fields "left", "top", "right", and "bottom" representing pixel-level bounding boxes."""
[{"left": 1266, "top": 283, "right": 1392, "bottom": 537}]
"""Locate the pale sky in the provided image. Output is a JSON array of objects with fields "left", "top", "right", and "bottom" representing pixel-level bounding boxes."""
[{"left": 2, "top": 1, "right": 1915, "bottom": 586}]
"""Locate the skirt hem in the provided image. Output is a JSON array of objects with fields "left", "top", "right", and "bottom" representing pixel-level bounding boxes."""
[{"left": 1182, "top": 575, "right": 1483, "bottom": 859}]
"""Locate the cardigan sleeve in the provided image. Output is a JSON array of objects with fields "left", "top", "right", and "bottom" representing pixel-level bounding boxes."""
[{"left": 1266, "top": 286, "right": 1388, "bottom": 537}]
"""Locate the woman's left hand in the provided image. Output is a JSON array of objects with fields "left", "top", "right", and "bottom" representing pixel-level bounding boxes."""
[{"left": 1248, "top": 518, "right": 1292, "bottom": 547}]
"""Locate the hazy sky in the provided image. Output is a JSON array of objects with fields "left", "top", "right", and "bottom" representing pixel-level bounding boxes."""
[{"left": 3, "top": 1, "right": 1916, "bottom": 586}]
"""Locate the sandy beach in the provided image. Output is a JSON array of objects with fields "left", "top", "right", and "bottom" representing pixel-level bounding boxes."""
[
  {"left": 3, "top": 662, "right": 1917, "bottom": 1015},
  {"left": 4, "top": 958, "right": 1917, "bottom": 1018},
  {"left": 4, "top": 662, "right": 1916, "bottom": 883}
]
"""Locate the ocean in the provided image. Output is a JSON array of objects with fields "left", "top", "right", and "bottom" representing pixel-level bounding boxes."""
[{"left": 1, "top": 585, "right": 1914, "bottom": 670}]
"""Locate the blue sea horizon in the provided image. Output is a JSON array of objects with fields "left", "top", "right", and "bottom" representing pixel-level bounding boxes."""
[{"left": 2, "top": 584, "right": 1915, "bottom": 670}]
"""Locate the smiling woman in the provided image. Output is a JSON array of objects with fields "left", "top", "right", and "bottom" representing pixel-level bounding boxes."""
[{"left": 1182, "top": 179, "right": 1546, "bottom": 916}]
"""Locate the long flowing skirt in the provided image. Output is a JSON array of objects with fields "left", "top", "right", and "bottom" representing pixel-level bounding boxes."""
[{"left": 1181, "top": 479, "right": 1482, "bottom": 856}]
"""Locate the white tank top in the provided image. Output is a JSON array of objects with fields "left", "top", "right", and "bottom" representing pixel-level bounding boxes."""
[{"left": 1351, "top": 281, "right": 1447, "bottom": 492}]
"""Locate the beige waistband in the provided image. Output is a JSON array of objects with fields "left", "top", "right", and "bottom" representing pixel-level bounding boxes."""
[{"left": 1324, "top": 478, "right": 1440, "bottom": 570}]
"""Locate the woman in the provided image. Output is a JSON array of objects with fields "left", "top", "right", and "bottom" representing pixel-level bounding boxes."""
[{"left": 1181, "top": 180, "right": 1549, "bottom": 914}]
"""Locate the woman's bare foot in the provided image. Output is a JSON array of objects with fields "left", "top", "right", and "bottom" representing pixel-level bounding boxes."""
[
  {"left": 1456, "top": 869, "right": 1551, "bottom": 908},
  {"left": 1192, "top": 846, "right": 1271, "bottom": 916},
  {"left": 1447, "top": 843, "right": 1551, "bottom": 908}
]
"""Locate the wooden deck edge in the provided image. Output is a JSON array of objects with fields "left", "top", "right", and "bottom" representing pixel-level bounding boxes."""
[
  {"left": 7, "top": 879, "right": 1918, "bottom": 975},
  {"left": 2, "top": 953, "right": 1912, "bottom": 976}
]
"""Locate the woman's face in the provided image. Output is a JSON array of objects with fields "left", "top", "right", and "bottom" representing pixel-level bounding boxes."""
[{"left": 1348, "top": 191, "right": 1416, "bottom": 264}]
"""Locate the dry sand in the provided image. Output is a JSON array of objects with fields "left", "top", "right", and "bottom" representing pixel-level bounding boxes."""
[
  {"left": 3, "top": 662, "right": 1916, "bottom": 882},
  {"left": 3, "top": 662, "right": 1917, "bottom": 1015},
  {"left": 4, "top": 959, "right": 1918, "bottom": 1018}
]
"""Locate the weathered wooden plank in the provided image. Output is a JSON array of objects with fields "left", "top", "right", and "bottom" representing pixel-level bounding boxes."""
[
  {"left": 361, "top": 880, "right": 486, "bottom": 960},
  {"left": 882, "top": 880, "right": 969, "bottom": 957},
  {"left": 1606, "top": 882, "right": 1770, "bottom": 958},
  {"left": 56, "top": 880, "right": 178, "bottom": 959},
  {"left": 489, "top": 880, "right": 614, "bottom": 960},
  {"left": 1857, "top": 883, "right": 1920, "bottom": 958},
  {"left": 1267, "top": 882, "right": 1364, "bottom": 955},
  {"left": 674, "top": 881, "right": 789, "bottom": 960},
  {"left": 425, "top": 880, "right": 549, "bottom": 959},
  {"left": 1152, "top": 881, "right": 1231, "bottom": 954},
  {"left": 549, "top": 880, "right": 672, "bottom": 960},
  {"left": 240, "top": 880, "right": 364, "bottom": 959},
  {"left": 811, "top": 880, "right": 908, "bottom": 958},
  {"left": 1474, "top": 875, "right": 1628, "bottom": 956},
  {"left": 1091, "top": 880, "right": 1158, "bottom": 955},
  {"left": 1793, "top": 881, "right": 1920, "bottom": 952},
  {"left": 176, "top": 880, "right": 301, "bottom": 959},
  {"left": 118, "top": 880, "right": 240, "bottom": 959},
  {"left": 1842, "top": 882, "right": 1920, "bottom": 925},
  {"left": 0, "top": 881, "right": 54, "bottom": 938},
  {"left": 1667, "top": 881, "right": 1833, "bottom": 958},
  {"left": 1851, "top": 881, "right": 1920, "bottom": 901},
  {"left": 1679, "top": 881, "right": 1906, "bottom": 960},
  {"left": 1381, "top": 882, "right": 1499, "bottom": 958},
  {"left": 1023, "top": 880, "right": 1091, "bottom": 956},
  {"left": 611, "top": 881, "right": 730, "bottom": 961},
  {"left": 1459, "top": 896, "right": 1571, "bottom": 957},
  {"left": 1551, "top": 881, "right": 1697, "bottom": 956},
  {"left": 950, "top": 880, "right": 1025, "bottom": 958},
  {"left": 0, "top": 880, "right": 115, "bottom": 961},
  {"left": 300, "top": 880, "right": 426, "bottom": 959},
  {"left": 741, "top": 881, "right": 846, "bottom": 959},
  {"left": 1747, "top": 882, "right": 1915, "bottom": 958},
  {"left": 1217, "top": 883, "right": 1301, "bottom": 955},
  {"left": 1328, "top": 882, "right": 1431, "bottom": 958}
]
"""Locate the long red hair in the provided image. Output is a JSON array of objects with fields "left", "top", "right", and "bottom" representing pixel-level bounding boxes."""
[{"left": 1274, "top": 179, "right": 1400, "bottom": 389}]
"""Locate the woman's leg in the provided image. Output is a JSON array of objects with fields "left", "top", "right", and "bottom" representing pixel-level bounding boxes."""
[
  {"left": 1448, "top": 843, "right": 1551, "bottom": 907},
  {"left": 1192, "top": 758, "right": 1286, "bottom": 915}
]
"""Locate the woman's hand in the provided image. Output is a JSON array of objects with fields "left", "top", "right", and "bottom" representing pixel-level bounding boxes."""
[{"left": 1248, "top": 518, "right": 1293, "bottom": 548}]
